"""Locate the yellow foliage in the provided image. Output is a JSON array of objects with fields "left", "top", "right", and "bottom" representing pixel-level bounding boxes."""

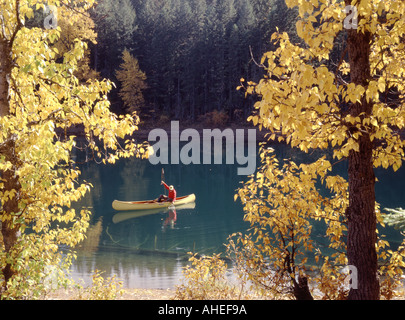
[
  {"left": 50, "top": 5, "right": 99, "bottom": 82},
  {"left": 246, "top": 0, "right": 405, "bottom": 170},
  {"left": 231, "top": 146, "right": 405, "bottom": 299},
  {"left": 115, "top": 49, "right": 147, "bottom": 113},
  {"left": 175, "top": 253, "right": 253, "bottom": 300},
  {"left": 75, "top": 270, "right": 123, "bottom": 300},
  {"left": 0, "top": 0, "right": 145, "bottom": 299},
  {"left": 232, "top": 147, "right": 350, "bottom": 299},
  {"left": 236, "top": 0, "right": 405, "bottom": 299}
]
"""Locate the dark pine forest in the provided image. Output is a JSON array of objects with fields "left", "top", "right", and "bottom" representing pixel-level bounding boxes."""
[{"left": 90, "top": 0, "right": 299, "bottom": 124}]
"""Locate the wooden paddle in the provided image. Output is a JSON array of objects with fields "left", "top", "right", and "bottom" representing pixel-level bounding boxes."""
[{"left": 161, "top": 168, "right": 166, "bottom": 195}]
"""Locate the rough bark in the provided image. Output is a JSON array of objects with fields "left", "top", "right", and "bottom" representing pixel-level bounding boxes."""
[
  {"left": 0, "top": 132, "right": 22, "bottom": 290},
  {"left": 0, "top": 38, "right": 12, "bottom": 117},
  {"left": 345, "top": 8, "right": 380, "bottom": 300},
  {"left": 0, "top": 28, "right": 22, "bottom": 291}
]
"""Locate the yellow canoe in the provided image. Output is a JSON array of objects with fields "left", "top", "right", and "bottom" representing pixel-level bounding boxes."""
[{"left": 112, "top": 193, "right": 196, "bottom": 211}]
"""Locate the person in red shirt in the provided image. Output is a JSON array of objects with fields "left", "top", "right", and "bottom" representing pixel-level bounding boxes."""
[{"left": 157, "top": 181, "right": 177, "bottom": 203}]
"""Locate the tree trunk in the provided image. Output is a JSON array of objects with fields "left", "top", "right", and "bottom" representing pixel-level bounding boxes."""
[
  {"left": 0, "top": 38, "right": 12, "bottom": 117},
  {"left": 346, "top": 140, "right": 379, "bottom": 300},
  {"left": 293, "top": 275, "right": 313, "bottom": 300},
  {"left": 0, "top": 35, "right": 22, "bottom": 291},
  {"left": 345, "top": 11, "right": 380, "bottom": 300}
]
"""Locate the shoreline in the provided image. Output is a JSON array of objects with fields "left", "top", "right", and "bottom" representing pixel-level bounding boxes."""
[
  {"left": 63, "top": 121, "right": 405, "bottom": 145},
  {"left": 44, "top": 285, "right": 405, "bottom": 300},
  {"left": 46, "top": 287, "right": 176, "bottom": 300},
  {"left": 60, "top": 121, "right": 270, "bottom": 143}
]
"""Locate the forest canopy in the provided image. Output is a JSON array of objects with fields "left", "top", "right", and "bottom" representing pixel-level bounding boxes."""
[{"left": 90, "top": 0, "right": 298, "bottom": 122}]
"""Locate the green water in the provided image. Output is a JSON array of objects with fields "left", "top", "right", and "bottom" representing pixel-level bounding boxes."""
[{"left": 70, "top": 141, "right": 405, "bottom": 289}]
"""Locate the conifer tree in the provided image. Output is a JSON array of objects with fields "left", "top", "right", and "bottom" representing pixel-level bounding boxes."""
[
  {"left": 116, "top": 49, "right": 147, "bottom": 114},
  {"left": 92, "top": 0, "right": 137, "bottom": 78}
]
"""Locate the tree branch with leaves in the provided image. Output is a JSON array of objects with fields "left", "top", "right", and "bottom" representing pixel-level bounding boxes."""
[
  {"left": 0, "top": 0, "right": 146, "bottom": 299},
  {"left": 235, "top": 0, "right": 405, "bottom": 300}
]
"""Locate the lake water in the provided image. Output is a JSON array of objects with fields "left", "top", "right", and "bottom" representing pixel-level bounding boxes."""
[{"left": 69, "top": 139, "right": 405, "bottom": 289}]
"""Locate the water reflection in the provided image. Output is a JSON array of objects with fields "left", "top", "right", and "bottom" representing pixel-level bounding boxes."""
[
  {"left": 69, "top": 141, "right": 405, "bottom": 289},
  {"left": 70, "top": 154, "right": 244, "bottom": 288},
  {"left": 112, "top": 202, "right": 195, "bottom": 224},
  {"left": 73, "top": 204, "right": 197, "bottom": 289},
  {"left": 71, "top": 246, "right": 187, "bottom": 289},
  {"left": 163, "top": 207, "right": 177, "bottom": 230},
  {"left": 76, "top": 218, "right": 103, "bottom": 255}
]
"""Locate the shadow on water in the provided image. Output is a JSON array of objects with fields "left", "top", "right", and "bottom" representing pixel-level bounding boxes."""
[{"left": 69, "top": 141, "right": 405, "bottom": 289}]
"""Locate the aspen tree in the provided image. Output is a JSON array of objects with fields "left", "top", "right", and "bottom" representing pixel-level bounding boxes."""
[
  {"left": 0, "top": 0, "right": 144, "bottom": 298},
  {"left": 236, "top": 0, "right": 405, "bottom": 300}
]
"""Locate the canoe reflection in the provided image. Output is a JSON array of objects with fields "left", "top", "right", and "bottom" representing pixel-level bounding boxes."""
[{"left": 112, "top": 202, "right": 196, "bottom": 224}]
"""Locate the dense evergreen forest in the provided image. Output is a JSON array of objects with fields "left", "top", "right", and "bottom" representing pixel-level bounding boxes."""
[{"left": 90, "top": 0, "right": 298, "bottom": 124}]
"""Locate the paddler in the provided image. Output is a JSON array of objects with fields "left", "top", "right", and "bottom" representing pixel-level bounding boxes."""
[{"left": 157, "top": 181, "right": 177, "bottom": 203}]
